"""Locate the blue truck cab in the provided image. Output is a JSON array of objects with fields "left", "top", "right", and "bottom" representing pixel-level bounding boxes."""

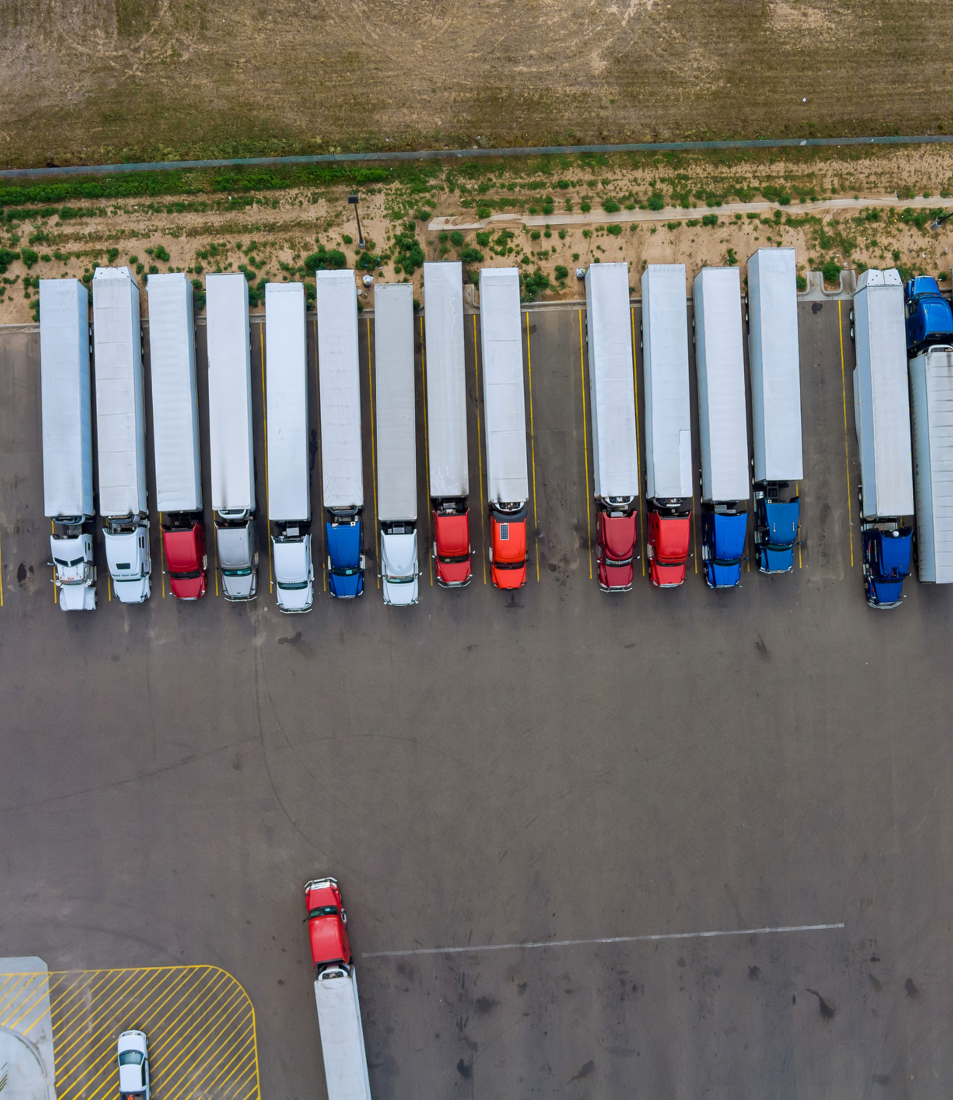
[
  {"left": 904, "top": 277, "right": 953, "bottom": 357},
  {"left": 700, "top": 508, "right": 747, "bottom": 589},
  {"left": 326, "top": 510, "right": 365, "bottom": 598},
  {"left": 862, "top": 523, "right": 913, "bottom": 609},
  {"left": 753, "top": 484, "right": 799, "bottom": 574}
]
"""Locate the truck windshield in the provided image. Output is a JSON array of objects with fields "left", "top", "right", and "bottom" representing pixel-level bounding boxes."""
[
  {"left": 222, "top": 568, "right": 252, "bottom": 576},
  {"left": 278, "top": 581, "right": 310, "bottom": 590},
  {"left": 308, "top": 906, "right": 339, "bottom": 919},
  {"left": 118, "top": 1052, "right": 143, "bottom": 1066}
]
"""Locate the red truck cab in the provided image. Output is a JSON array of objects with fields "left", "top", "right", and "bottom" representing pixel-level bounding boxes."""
[
  {"left": 305, "top": 877, "right": 351, "bottom": 971},
  {"left": 646, "top": 508, "right": 691, "bottom": 587},
  {"left": 432, "top": 506, "right": 472, "bottom": 587},
  {"left": 489, "top": 505, "right": 527, "bottom": 589},
  {"left": 596, "top": 509, "right": 636, "bottom": 592},
  {"left": 162, "top": 521, "right": 208, "bottom": 600}
]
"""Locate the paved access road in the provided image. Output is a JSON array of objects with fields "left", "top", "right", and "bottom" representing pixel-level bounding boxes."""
[{"left": 1, "top": 298, "right": 951, "bottom": 1098}]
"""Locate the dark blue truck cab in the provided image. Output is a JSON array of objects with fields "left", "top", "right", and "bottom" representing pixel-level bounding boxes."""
[
  {"left": 326, "top": 510, "right": 365, "bottom": 598},
  {"left": 904, "top": 276, "right": 953, "bottom": 357},
  {"left": 862, "top": 523, "right": 913, "bottom": 609},
  {"left": 700, "top": 507, "right": 747, "bottom": 589},
  {"left": 753, "top": 484, "right": 799, "bottom": 574}
]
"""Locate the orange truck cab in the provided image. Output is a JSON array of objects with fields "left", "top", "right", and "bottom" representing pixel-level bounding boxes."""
[
  {"left": 489, "top": 504, "right": 527, "bottom": 589},
  {"left": 646, "top": 506, "right": 691, "bottom": 587},
  {"left": 432, "top": 504, "right": 472, "bottom": 587}
]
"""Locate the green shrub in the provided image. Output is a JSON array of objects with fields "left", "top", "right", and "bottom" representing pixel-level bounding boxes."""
[
  {"left": 40, "top": 253, "right": 51, "bottom": 262},
  {"left": 106, "top": 247, "right": 120, "bottom": 263},
  {"left": 476, "top": 205, "right": 491, "bottom": 219},
  {"left": 554, "top": 265, "right": 569, "bottom": 280},
  {"left": 148, "top": 263, "right": 159, "bottom": 275},
  {"left": 476, "top": 231, "right": 491, "bottom": 247},
  {"left": 541, "top": 197, "right": 554, "bottom": 215},
  {"left": 530, "top": 230, "right": 541, "bottom": 240},
  {"left": 557, "top": 180, "right": 571, "bottom": 189},
  {"left": 701, "top": 214, "right": 719, "bottom": 227},
  {"left": 459, "top": 247, "right": 484, "bottom": 264},
  {"left": 449, "top": 230, "right": 464, "bottom": 246},
  {"left": 725, "top": 248, "right": 738, "bottom": 266},
  {"left": 580, "top": 201, "right": 591, "bottom": 213},
  {"left": 822, "top": 258, "right": 841, "bottom": 285},
  {"left": 393, "top": 232, "right": 425, "bottom": 275},
  {"left": 20, "top": 247, "right": 39, "bottom": 268},
  {"left": 647, "top": 192, "right": 665, "bottom": 211},
  {"left": 558, "top": 229, "right": 567, "bottom": 240},
  {"left": 0, "top": 247, "right": 19, "bottom": 273},
  {"left": 796, "top": 274, "right": 807, "bottom": 291},
  {"left": 303, "top": 246, "right": 348, "bottom": 271},
  {"left": 606, "top": 224, "right": 622, "bottom": 236},
  {"left": 603, "top": 199, "right": 621, "bottom": 213},
  {"left": 520, "top": 269, "right": 550, "bottom": 302},
  {"left": 342, "top": 234, "right": 353, "bottom": 244}
]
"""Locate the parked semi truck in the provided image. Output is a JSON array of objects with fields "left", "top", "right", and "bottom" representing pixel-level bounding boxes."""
[
  {"left": 905, "top": 275, "right": 953, "bottom": 357},
  {"left": 207, "top": 272, "right": 258, "bottom": 600},
  {"left": 908, "top": 344, "right": 953, "bottom": 584},
  {"left": 147, "top": 273, "right": 207, "bottom": 600},
  {"left": 317, "top": 269, "right": 365, "bottom": 597},
  {"left": 693, "top": 266, "right": 749, "bottom": 589},
  {"left": 423, "top": 261, "right": 472, "bottom": 587},
  {"left": 852, "top": 268, "right": 915, "bottom": 608},
  {"left": 92, "top": 267, "right": 152, "bottom": 603},
  {"left": 266, "top": 282, "right": 314, "bottom": 612},
  {"left": 480, "top": 267, "right": 529, "bottom": 589},
  {"left": 642, "top": 263, "right": 692, "bottom": 587},
  {"left": 747, "top": 248, "right": 803, "bottom": 574},
  {"left": 585, "top": 262, "right": 639, "bottom": 592},
  {"left": 40, "top": 278, "right": 97, "bottom": 610},
  {"left": 375, "top": 284, "right": 419, "bottom": 605}
]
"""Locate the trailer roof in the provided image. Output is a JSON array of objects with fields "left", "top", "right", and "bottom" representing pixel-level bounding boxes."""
[
  {"left": 147, "top": 273, "right": 201, "bottom": 513},
  {"left": 265, "top": 283, "right": 310, "bottom": 523},
  {"left": 479, "top": 268, "right": 528, "bottom": 505},
  {"left": 747, "top": 249, "right": 803, "bottom": 482},
  {"left": 375, "top": 284, "right": 417, "bottom": 522},
  {"left": 423, "top": 262, "right": 468, "bottom": 498},
  {"left": 584, "top": 262, "right": 638, "bottom": 500},
  {"left": 692, "top": 266, "right": 749, "bottom": 503},
  {"left": 40, "top": 279, "right": 93, "bottom": 519},
  {"left": 316, "top": 270, "right": 363, "bottom": 510},
  {"left": 206, "top": 273, "right": 255, "bottom": 513},
  {"left": 854, "top": 268, "right": 913, "bottom": 517},
  {"left": 641, "top": 264, "right": 692, "bottom": 500},
  {"left": 910, "top": 349, "right": 953, "bottom": 582},
  {"left": 92, "top": 267, "right": 147, "bottom": 518}
]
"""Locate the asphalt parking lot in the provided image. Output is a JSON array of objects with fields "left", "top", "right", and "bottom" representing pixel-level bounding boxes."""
[{"left": 1, "top": 293, "right": 952, "bottom": 1099}]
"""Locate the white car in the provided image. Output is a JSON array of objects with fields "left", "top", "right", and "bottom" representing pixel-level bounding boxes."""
[{"left": 117, "top": 1030, "right": 150, "bottom": 1100}]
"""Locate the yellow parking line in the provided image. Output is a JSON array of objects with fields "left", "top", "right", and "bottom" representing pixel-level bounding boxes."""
[
  {"left": 524, "top": 311, "right": 540, "bottom": 582},
  {"left": 260, "top": 324, "right": 272, "bottom": 593},
  {"left": 366, "top": 317, "right": 379, "bottom": 589},
  {"left": 578, "top": 311, "right": 592, "bottom": 580},
  {"left": 631, "top": 306, "right": 646, "bottom": 576},
  {"left": 472, "top": 314, "right": 487, "bottom": 585},
  {"left": 838, "top": 300, "right": 855, "bottom": 568},
  {"left": 420, "top": 315, "right": 433, "bottom": 586}
]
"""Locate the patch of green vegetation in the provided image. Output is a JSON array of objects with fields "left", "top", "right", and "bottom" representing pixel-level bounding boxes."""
[
  {"left": 392, "top": 232, "right": 424, "bottom": 275},
  {"left": 520, "top": 269, "right": 550, "bottom": 302},
  {"left": 302, "top": 245, "right": 348, "bottom": 271},
  {"left": 459, "top": 247, "right": 484, "bottom": 264},
  {"left": 602, "top": 199, "right": 621, "bottom": 213},
  {"left": 822, "top": 258, "right": 842, "bottom": 286},
  {"left": 796, "top": 274, "right": 807, "bottom": 291},
  {"left": 606, "top": 224, "right": 622, "bottom": 236},
  {"left": 19, "top": 247, "right": 39, "bottom": 269},
  {"left": 701, "top": 214, "right": 719, "bottom": 227},
  {"left": 647, "top": 191, "right": 665, "bottom": 211},
  {"left": 554, "top": 265, "right": 569, "bottom": 281}
]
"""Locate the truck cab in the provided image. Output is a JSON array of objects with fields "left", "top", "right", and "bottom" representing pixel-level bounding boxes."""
[
  {"left": 380, "top": 525, "right": 419, "bottom": 606},
  {"left": 753, "top": 484, "right": 799, "bottom": 574},
  {"left": 326, "top": 512, "right": 365, "bottom": 598},
  {"left": 273, "top": 528, "right": 314, "bottom": 613},
  {"left": 489, "top": 504, "right": 527, "bottom": 589},
  {"left": 700, "top": 507, "right": 747, "bottom": 589},
  {"left": 216, "top": 517, "right": 258, "bottom": 601},
  {"left": 862, "top": 522, "right": 913, "bottom": 609},
  {"left": 596, "top": 505, "right": 636, "bottom": 592},
  {"left": 646, "top": 504, "right": 691, "bottom": 587},
  {"left": 50, "top": 530, "right": 97, "bottom": 610},
  {"left": 104, "top": 522, "right": 151, "bottom": 604},
  {"left": 162, "top": 520, "right": 207, "bottom": 600},
  {"left": 905, "top": 276, "right": 953, "bottom": 357},
  {"left": 432, "top": 503, "right": 472, "bottom": 587}
]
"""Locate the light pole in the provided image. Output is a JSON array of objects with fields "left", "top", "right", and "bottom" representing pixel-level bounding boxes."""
[
  {"left": 348, "top": 193, "right": 366, "bottom": 248},
  {"left": 930, "top": 211, "right": 953, "bottom": 231}
]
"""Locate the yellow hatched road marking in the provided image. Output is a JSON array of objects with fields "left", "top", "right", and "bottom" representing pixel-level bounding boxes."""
[
  {"left": 0, "top": 965, "right": 261, "bottom": 1100},
  {"left": 578, "top": 311, "right": 592, "bottom": 580}
]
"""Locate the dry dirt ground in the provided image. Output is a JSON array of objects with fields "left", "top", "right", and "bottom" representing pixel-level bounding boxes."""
[
  {"left": 1, "top": 0, "right": 953, "bottom": 168},
  {"left": 4, "top": 145, "right": 953, "bottom": 323}
]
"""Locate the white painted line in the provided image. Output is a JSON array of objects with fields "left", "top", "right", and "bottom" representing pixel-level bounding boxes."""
[{"left": 362, "top": 921, "right": 846, "bottom": 959}]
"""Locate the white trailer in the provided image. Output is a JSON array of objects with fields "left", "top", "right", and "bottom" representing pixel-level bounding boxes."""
[
  {"left": 206, "top": 272, "right": 258, "bottom": 600},
  {"left": 852, "top": 268, "right": 914, "bottom": 519},
  {"left": 317, "top": 270, "right": 363, "bottom": 511},
  {"left": 92, "top": 267, "right": 151, "bottom": 603},
  {"left": 147, "top": 273, "right": 201, "bottom": 513},
  {"left": 479, "top": 267, "right": 528, "bottom": 508},
  {"left": 909, "top": 346, "right": 953, "bottom": 582},
  {"left": 375, "top": 284, "right": 419, "bottom": 605},
  {"left": 423, "top": 262, "right": 468, "bottom": 500},
  {"left": 584, "top": 262, "right": 638, "bottom": 505},
  {"left": 40, "top": 278, "right": 97, "bottom": 610},
  {"left": 747, "top": 248, "right": 803, "bottom": 483},
  {"left": 642, "top": 264, "right": 692, "bottom": 501},
  {"left": 313, "top": 967, "right": 372, "bottom": 1100},
  {"left": 692, "top": 266, "right": 749, "bottom": 503},
  {"left": 265, "top": 282, "right": 313, "bottom": 613}
]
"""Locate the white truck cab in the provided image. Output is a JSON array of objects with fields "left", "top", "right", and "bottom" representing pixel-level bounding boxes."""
[
  {"left": 380, "top": 528, "right": 419, "bottom": 606},
  {"left": 50, "top": 531, "right": 97, "bottom": 610},
  {"left": 273, "top": 530, "right": 314, "bottom": 612},
  {"left": 217, "top": 519, "right": 259, "bottom": 601},
  {"left": 104, "top": 524, "right": 152, "bottom": 604}
]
